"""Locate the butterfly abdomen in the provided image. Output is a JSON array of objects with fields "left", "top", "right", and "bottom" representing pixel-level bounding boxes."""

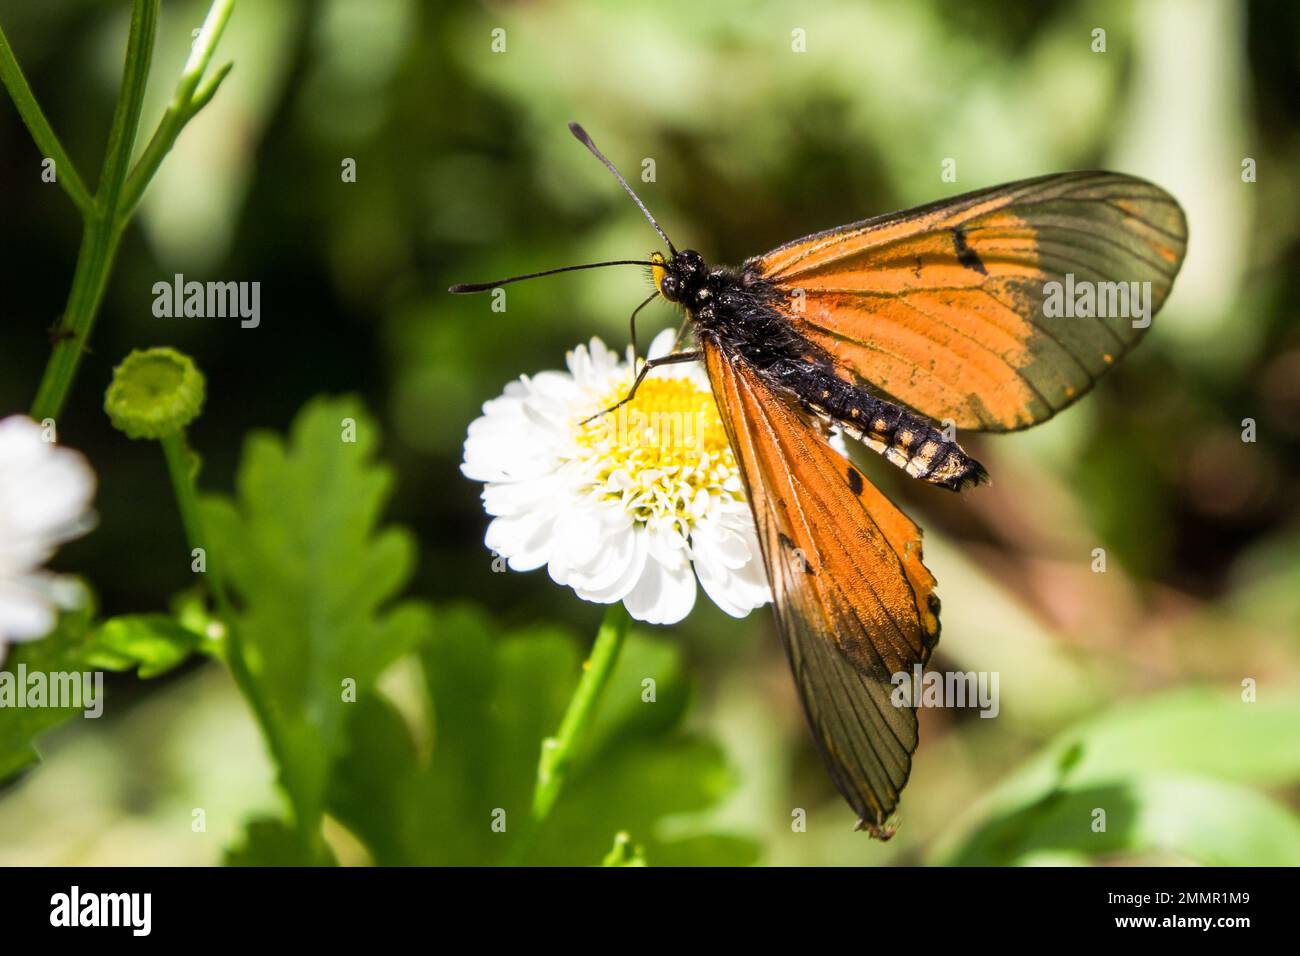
[
  {"left": 774, "top": 361, "right": 988, "bottom": 491},
  {"left": 694, "top": 273, "right": 987, "bottom": 491}
]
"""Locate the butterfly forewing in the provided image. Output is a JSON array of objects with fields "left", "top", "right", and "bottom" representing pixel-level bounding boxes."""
[
  {"left": 751, "top": 172, "right": 1188, "bottom": 431},
  {"left": 704, "top": 341, "right": 940, "bottom": 833}
]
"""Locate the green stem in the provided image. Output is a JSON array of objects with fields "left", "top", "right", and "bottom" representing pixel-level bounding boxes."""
[
  {"left": 30, "top": 217, "right": 123, "bottom": 422},
  {"left": 26, "top": 0, "right": 235, "bottom": 423},
  {"left": 0, "top": 23, "right": 93, "bottom": 213},
  {"left": 158, "top": 432, "right": 246, "bottom": 674},
  {"left": 159, "top": 431, "right": 304, "bottom": 848},
  {"left": 160, "top": 433, "right": 209, "bottom": 575},
  {"left": 96, "top": 0, "right": 158, "bottom": 226},
  {"left": 28, "top": 0, "right": 159, "bottom": 423},
  {"left": 513, "top": 604, "right": 628, "bottom": 862},
  {"left": 119, "top": 0, "right": 235, "bottom": 220}
]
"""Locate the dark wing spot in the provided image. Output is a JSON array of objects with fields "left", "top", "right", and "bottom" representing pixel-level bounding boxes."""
[
  {"left": 923, "top": 593, "right": 942, "bottom": 649},
  {"left": 846, "top": 467, "right": 864, "bottom": 496},
  {"left": 952, "top": 227, "right": 987, "bottom": 275}
]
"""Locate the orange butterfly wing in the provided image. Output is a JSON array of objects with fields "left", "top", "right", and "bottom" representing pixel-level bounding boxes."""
[
  {"left": 752, "top": 172, "right": 1188, "bottom": 430},
  {"left": 704, "top": 340, "right": 939, "bottom": 833}
]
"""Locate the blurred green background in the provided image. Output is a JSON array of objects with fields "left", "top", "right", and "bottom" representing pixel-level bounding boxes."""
[{"left": 1, "top": 0, "right": 1298, "bottom": 865}]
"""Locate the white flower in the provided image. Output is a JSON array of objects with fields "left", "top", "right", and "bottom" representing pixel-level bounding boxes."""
[
  {"left": 462, "top": 329, "right": 772, "bottom": 625},
  {"left": 0, "top": 416, "right": 96, "bottom": 664}
]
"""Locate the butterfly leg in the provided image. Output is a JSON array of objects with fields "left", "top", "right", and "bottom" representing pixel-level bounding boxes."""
[
  {"left": 580, "top": 350, "right": 703, "bottom": 424},
  {"left": 667, "top": 311, "right": 692, "bottom": 352},
  {"left": 626, "top": 290, "right": 660, "bottom": 360}
]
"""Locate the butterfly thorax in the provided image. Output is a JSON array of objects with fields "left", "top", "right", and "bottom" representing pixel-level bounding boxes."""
[
  {"left": 656, "top": 250, "right": 809, "bottom": 365},
  {"left": 654, "top": 249, "right": 987, "bottom": 492}
]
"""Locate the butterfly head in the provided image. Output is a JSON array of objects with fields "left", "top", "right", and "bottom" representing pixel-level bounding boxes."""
[{"left": 653, "top": 249, "right": 707, "bottom": 306}]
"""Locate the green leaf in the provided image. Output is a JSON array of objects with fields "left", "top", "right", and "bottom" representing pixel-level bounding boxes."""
[
  {"left": 84, "top": 614, "right": 203, "bottom": 678},
  {"left": 601, "top": 832, "right": 646, "bottom": 866},
  {"left": 202, "top": 396, "right": 433, "bottom": 848},
  {"left": 225, "top": 817, "right": 335, "bottom": 866},
  {"left": 0, "top": 602, "right": 97, "bottom": 781},
  {"left": 0, "top": 598, "right": 216, "bottom": 784},
  {"left": 580, "top": 627, "right": 690, "bottom": 754},
  {"left": 941, "top": 775, "right": 1300, "bottom": 866},
  {"left": 328, "top": 604, "right": 760, "bottom": 866},
  {"left": 934, "top": 689, "right": 1300, "bottom": 865}
]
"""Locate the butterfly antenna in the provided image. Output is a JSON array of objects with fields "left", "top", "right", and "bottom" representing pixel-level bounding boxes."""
[
  {"left": 568, "top": 121, "right": 677, "bottom": 256},
  {"left": 448, "top": 259, "right": 661, "bottom": 294}
]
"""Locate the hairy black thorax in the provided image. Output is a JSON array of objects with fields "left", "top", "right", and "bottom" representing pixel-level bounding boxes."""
[{"left": 656, "top": 249, "right": 988, "bottom": 492}]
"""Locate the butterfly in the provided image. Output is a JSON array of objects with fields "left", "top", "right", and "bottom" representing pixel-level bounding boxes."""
[{"left": 451, "top": 123, "right": 1187, "bottom": 837}]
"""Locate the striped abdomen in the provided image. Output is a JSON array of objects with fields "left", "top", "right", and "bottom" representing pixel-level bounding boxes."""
[{"left": 769, "top": 361, "right": 988, "bottom": 491}]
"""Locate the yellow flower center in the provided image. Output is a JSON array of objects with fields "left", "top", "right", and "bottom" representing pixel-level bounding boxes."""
[{"left": 574, "top": 371, "right": 743, "bottom": 529}]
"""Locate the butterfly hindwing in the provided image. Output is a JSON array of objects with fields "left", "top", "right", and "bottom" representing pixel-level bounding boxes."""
[
  {"left": 703, "top": 341, "right": 939, "bottom": 832},
  {"left": 751, "top": 171, "right": 1188, "bottom": 431}
]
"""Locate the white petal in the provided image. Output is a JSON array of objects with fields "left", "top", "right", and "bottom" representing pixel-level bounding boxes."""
[
  {"left": 0, "top": 419, "right": 95, "bottom": 643},
  {"left": 623, "top": 556, "right": 697, "bottom": 625},
  {"left": 691, "top": 519, "right": 771, "bottom": 618},
  {"left": 0, "top": 579, "right": 58, "bottom": 642},
  {"left": 549, "top": 508, "right": 605, "bottom": 575},
  {"left": 0, "top": 418, "right": 95, "bottom": 568},
  {"left": 572, "top": 523, "right": 646, "bottom": 604},
  {"left": 645, "top": 516, "right": 689, "bottom": 570},
  {"left": 485, "top": 510, "right": 556, "bottom": 571},
  {"left": 645, "top": 327, "right": 678, "bottom": 361}
]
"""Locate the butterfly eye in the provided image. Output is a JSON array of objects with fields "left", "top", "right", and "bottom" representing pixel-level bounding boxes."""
[{"left": 661, "top": 274, "right": 681, "bottom": 300}]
